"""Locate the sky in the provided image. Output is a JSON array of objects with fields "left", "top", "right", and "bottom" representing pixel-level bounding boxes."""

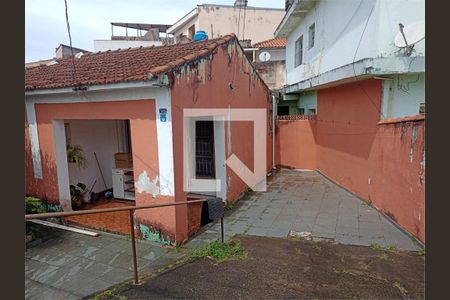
[{"left": 25, "top": 0, "right": 284, "bottom": 62}]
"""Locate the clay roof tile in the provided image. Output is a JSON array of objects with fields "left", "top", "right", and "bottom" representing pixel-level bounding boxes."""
[
  {"left": 25, "top": 34, "right": 237, "bottom": 91},
  {"left": 253, "top": 38, "right": 286, "bottom": 49}
]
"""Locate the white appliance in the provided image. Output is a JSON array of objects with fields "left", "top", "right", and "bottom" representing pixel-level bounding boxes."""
[{"left": 112, "top": 168, "right": 135, "bottom": 201}]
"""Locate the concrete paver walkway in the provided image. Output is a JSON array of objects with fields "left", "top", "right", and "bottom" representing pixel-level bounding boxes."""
[
  {"left": 26, "top": 169, "right": 421, "bottom": 299},
  {"left": 25, "top": 225, "right": 184, "bottom": 299},
  {"left": 189, "top": 169, "right": 421, "bottom": 251}
]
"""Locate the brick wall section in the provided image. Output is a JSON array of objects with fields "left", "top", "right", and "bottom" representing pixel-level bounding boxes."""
[{"left": 276, "top": 79, "right": 425, "bottom": 242}]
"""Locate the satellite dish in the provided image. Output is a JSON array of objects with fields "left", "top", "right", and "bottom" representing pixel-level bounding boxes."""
[
  {"left": 259, "top": 51, "right": 271, "bottom": 62},
  {"left": 394, "top": 20, "right": 425, "bottom": 48}
]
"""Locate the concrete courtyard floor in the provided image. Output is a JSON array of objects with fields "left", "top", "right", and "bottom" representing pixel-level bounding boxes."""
[
  {"left": 25, "top": 169, "right": 422, "bottom": 299},
  {"left": 189, "top": 169, "right": 421, "bottom": 251},
  {"left": 25, "top": 224, "right": 185, "bottom": 299}
]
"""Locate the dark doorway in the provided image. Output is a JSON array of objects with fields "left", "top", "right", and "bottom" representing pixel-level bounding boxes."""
[
  {"left": 278, "top": 106, "right": 290, "bottom": 115},
  {"left": 195, "top": 121, "right": 215, "bottom": 178}
]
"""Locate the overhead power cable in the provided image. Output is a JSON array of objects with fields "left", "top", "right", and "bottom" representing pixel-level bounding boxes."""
[
  {"left": 351, "top": 3, "right": 386, "bottom": 119},
  {"left": 64, "top": 0, "right": 77, "bottom": 86},
  {"left": 242, "top": 1, "right": 248, "bottom": 41}
]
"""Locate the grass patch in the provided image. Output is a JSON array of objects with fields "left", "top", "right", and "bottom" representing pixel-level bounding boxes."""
[
  {"left": 93, "top": 287, "right": 128, "bottom": 300},
  {"left": 370, "top": 243, "right": 383, "bottom": 251},
  {"left": 369, "top": 243, "right": 398, "bottom": 252},
  {"left": 287, "top": 235, "right": 303, "bottom": 242},
  {"left": 192, "top": 239, "right": 247, "bottom": 263},
  {"left": 384, "top": 245, "right": 398, "bottom": 252},
  {"left": 242, "top": 227, "right": 250, "bottom": 235},
  {"left": 295, "top": 248, "right": 303, "bottom": 255},
  {"left": 93, "top": 289, "right": 115, "bottom": 300},
  {"left": 225, "top": 201, "right": 234, "bottom": 211},
  {"left": 93, "top": 278, "right": 134, "bottom": 299},
  {"left": 393, "top": 282, "right": 408, "bottom": 295},
  {"left": 418, "top": 248, "right": 425, "bottom": 256},
  {"left": 312, "top": 244, "right": 322, "bottom": 251}
]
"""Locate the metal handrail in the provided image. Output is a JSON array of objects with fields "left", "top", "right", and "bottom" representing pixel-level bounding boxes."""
[
  {"left": 25, "top": 199, "right": 206, "bottom": 220},
  {"left": 25, "top": 198, "right": 224, "bottom": 284}
]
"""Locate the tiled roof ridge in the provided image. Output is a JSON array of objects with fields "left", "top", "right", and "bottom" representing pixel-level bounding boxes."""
[
  {"left": 25, "top": 34, "right": 237, "bottom": 90},
  {"left": 253, "top": 37, "right": 286, "bottom": 48},
  {"left": 148, "top": 34, "right": 235, "bottom": 76},
  {"left": 70, "top": 35, "right": 234, "bottom": 61}
]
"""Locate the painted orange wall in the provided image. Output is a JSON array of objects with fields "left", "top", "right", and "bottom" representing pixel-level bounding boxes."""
[
  {"left": 170, "top": 40, "right": 272, "bottom": 240},
  {"left": 29, "top": 100, "right": 179, "bottom": 240},
  {"left": 25, "top": 115, "right": 52, "bottom": 202},
  {"left": 275, "top": 79, "right": 425, "bottom": 242},
  {"left": 276, "top": 119, "right": 317, "bottom": 170}
]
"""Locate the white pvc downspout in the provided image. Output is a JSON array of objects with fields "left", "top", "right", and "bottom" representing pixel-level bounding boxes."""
[{"left": 272, "top": 94, "right": 276, "bottom": 170}]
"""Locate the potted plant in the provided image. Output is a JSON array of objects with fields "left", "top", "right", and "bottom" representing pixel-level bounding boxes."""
[
  {"left": 70, "top": 182, "right": 88, "bottom": 209},
  {"left": 66, "top": 145, "right": 88, "bottom": 168}
]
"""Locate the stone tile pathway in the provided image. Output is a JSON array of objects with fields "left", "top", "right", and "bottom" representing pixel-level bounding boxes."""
[
  {"left": 188, "top": 169, "right": 422, "bottom": 251},
  {"left": 25, "top": 226, "right": 185, "bottom": 299}
]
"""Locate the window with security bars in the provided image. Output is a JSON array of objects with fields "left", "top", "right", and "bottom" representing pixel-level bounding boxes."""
[
  {"left": 308, "top": 23, "right": 315, "bottom": 49},
  {"left": 295, "top": 35, "right": 303, "bottom": 67},
  {"left": 195, "top": 121, "right": 215, "bottom": 178}
]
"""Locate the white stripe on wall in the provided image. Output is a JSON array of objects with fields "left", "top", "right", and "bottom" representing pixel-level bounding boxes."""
[
  {"left": 155, "top": 89, "right": 175, "bottom": 196},
  {"left": 25, "top": 101, "right": 43, "bottom": 179}
]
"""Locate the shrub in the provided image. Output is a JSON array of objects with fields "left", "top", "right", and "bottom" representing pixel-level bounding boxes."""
[
  {"left": 25, "top": 197, "right": 47, "bottom": 214},
  {"left": 25, "top": 197, "right": 62, "bottom": 214}
]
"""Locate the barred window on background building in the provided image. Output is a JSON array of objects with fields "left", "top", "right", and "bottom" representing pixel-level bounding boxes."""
[
  {"left": 295, "top": 35, "right": 303, "bottom": 67},
  {"left": 308, "top": 23, "right": 315, "bottom": 49}
]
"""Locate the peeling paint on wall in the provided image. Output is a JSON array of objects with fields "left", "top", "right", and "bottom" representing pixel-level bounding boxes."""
[
  {"left": 400, "top": 123, "right": 408, "bottom": 143},
  {"left": 411, "top": 122, "right": 418, "bottom": 144},
  {"left": 135, "top": 171, "right": 160, "bottom": 198},
  {"left": 419, "top": 148, "right": 425, "bottom": 186},
  {"left": 139, "top": 224, "right": 173, "bottom": 245}
]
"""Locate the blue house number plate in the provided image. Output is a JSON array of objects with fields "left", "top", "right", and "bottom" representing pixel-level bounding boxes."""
[{"left": 159, "top": 108, "right": 167, "bottom": 122}]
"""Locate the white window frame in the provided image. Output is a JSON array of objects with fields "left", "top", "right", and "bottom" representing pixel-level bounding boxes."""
[{"left": 295, "top": 35, "right": 303, "bottom": 67}]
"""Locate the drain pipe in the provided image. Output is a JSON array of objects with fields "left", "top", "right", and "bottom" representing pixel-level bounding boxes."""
[{"left": 272, "top": 94, "right": 276, "bottom": 170}]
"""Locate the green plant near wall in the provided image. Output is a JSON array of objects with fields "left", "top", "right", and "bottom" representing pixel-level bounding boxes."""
[
  {"left": 66, "top": 144, "right": 88, "bottom": 168},
  {"left": 70, "top": 183, "right": 87, "bottom": 208},
  {"left": 25, "top": 196, "right": 62, "bottom": 214},
  {"left": 25, "top": 197, "right": 48, "bottom": 214},
  {"left": 225, "top": 201, "right": 234, "bottom": 210}
]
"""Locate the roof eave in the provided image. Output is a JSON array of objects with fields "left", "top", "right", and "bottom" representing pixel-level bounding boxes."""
[
  {"left": 25, "top": 79, "right": 161, "bottom": 96},
  {"left": 167, "top": 7, "right": 199, "bottom": 34},
  {"left": 274, "top": 0, "right": 315, "bottom": 38}
]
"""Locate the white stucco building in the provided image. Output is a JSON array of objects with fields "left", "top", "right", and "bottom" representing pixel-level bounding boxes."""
[
  {"left": 167, "top": 2, "right": 285, "bottom": 44},
  {"left": 275, "top": 0, "right": 425, "bottom": 118}
]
